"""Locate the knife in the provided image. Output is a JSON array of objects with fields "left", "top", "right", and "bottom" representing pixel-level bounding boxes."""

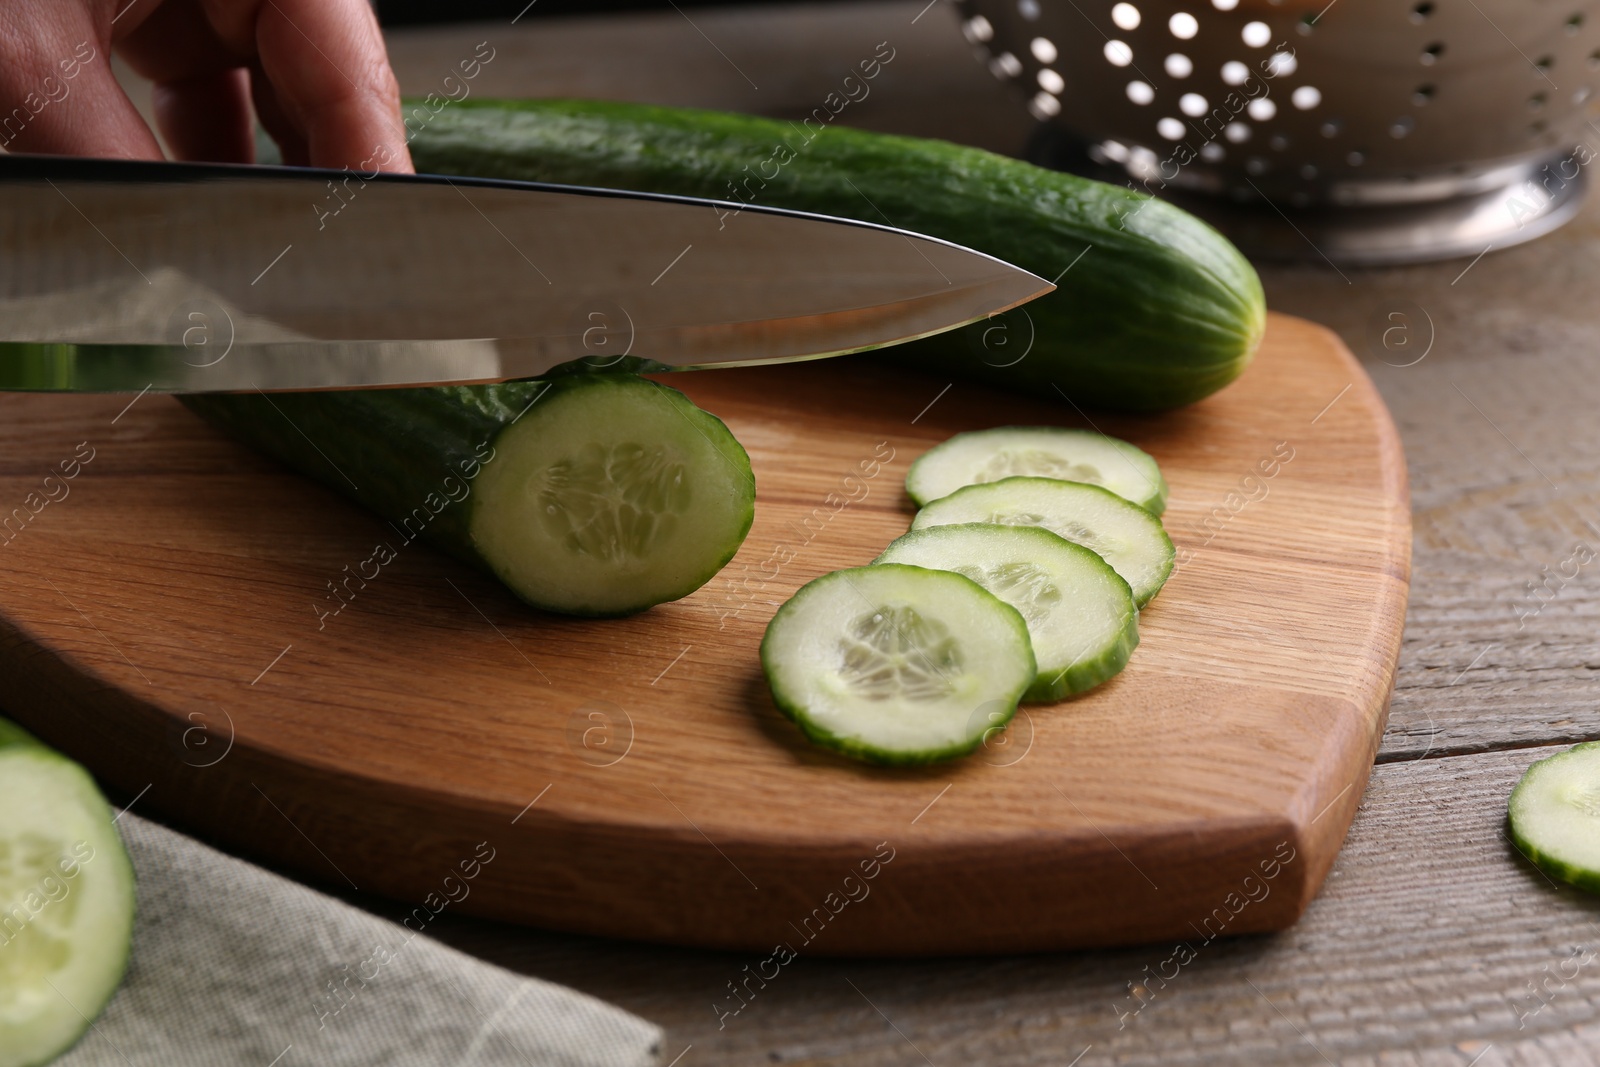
[{"left": 0, "top": 155, "right": 1051, "bottom": 393}]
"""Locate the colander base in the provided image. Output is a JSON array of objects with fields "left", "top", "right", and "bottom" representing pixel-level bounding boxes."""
[{"left": 1030, "top": 129, "right": 1587, "bottom": 267}]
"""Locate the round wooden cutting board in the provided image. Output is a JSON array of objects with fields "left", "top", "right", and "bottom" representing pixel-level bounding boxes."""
[{"left": 0, "top": 312, "right": 1407, "bottom": 955}]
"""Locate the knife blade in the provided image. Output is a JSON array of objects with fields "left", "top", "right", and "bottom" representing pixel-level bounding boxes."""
[{"left": 0, "top": 154, "right": 1051, "bottom": 393}]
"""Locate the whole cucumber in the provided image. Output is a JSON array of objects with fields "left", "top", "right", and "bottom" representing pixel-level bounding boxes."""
[{"left": 407, "top": 99, "right": 1266, "bottom": 412}]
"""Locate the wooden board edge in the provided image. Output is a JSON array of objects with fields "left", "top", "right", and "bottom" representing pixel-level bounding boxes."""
[{"left": 1276, "top": 315, "right": 1413, "bottom": 924}]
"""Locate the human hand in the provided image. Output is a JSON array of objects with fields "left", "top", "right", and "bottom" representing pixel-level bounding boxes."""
[{"left": 0, "top": 0, "right": 413, "bottom": 172}]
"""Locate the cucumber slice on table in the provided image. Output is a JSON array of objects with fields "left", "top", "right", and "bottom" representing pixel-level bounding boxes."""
[
  {"left": 182, "top": 373, "right": 756, "bottom": 617},
  {"left": 906, "top": 427, "right": 1167, "bottom": 514},
  {"left": 1508, "top": 742, "right": 1600, "bottom": 893},
  {"left": 876, "top": 523, "right": 1139, "bottom": 702},
  {"left": 761, "top": 565, "right": 1036, "bottom": 765},
  {"left": 0, "top": 720, "right": 135, "bottom": 1067},
  {"left": 912, "top": 477, "right": 1175, "bottom": 607}
]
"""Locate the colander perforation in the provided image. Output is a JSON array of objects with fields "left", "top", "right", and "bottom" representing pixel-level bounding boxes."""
[{"left": 958, "top": 0, "right": 1600, "bottom": 208}]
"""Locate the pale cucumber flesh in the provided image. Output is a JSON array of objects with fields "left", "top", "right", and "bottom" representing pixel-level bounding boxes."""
[
  {"left": 470, "top": 376, "right": 754, "bottom": 616},
  {"left": 907, "top": 427, "right": 1167, "bottom": 514},
  {"left": 910, "top": 476, "right": 1175, "bottom": 607},
  {"left": 0, "top": 731, "right": 135, "bottom": 1067},
  {"left": 876, "top": 523, "right": 1139, "bottom": 702},
  {"left": 760, "top": 564, "right": 1036, "bottom": 765}
]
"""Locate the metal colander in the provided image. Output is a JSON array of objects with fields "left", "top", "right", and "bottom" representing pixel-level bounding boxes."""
[{"left": 956, "top": 0, "right": 1600, "bottom": 262}]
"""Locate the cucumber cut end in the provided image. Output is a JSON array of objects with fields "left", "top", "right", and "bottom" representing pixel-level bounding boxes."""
[
  {"left": 0, "top": 748, "right": 135, "bottom": 1067},
  {"left": 761, "top": 564, "right": 1036, "bottom": 765},
  {"left": 1509, "top": 742, "right": 1600, "bottom": 894},
  {"left": 469, "top": 376, "right": 755, "bottom": 616}
]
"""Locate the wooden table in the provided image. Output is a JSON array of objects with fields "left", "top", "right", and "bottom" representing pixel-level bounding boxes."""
[{"left": 101, "top": 3, "right": 1600, "bottom": 1063}]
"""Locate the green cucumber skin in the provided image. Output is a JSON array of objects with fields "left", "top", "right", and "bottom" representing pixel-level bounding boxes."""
[
  {"left": 1509, "top": 741, "right": 1600, "bottom": 895},
  {"left": 407, "top": 98, "right": 1266, "bottom": 412},
  {"left": 1506, "top": 828, "right": 1600, "bottom": 896},
  {"left": 767, "top": 690, "right": 1006, "bottom": 769},
  {"left": 179, "top": 375, "right": 754, "bottom": 617},
  {"left": 1027, "top": 624, "right": 1137, "bottom": 704},
  {"left": 0, "top": 716, "right": 42, "bottom": 750},
  {"left": 181, "top": 381, "right": 538, "bottom": 571}
]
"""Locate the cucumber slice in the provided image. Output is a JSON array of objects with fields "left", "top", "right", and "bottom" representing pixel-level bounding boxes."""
[
  {"left": 1508, "top": 742, "right": 1600, "bottom": 894},
  {"left": 0, "top": 721, "right": 135, "bottom": 1067},
  {"left": 876, "top": 523, "right": 1139, "bottom": 702},
  {"left": 183, "top": 374, "right": 756, "bottom": 617},
  {"left": 760, "top": 564, "right": 1036, "bottom": 765},
  {"left": 469, "top": 376, "right": 754, "bottom": 615},
  {"left": 911, "top": 476, "right": 1175, "bottom": 607},
  {"left": 906, "top": 427, "right": 1167, "bottom": 514}
]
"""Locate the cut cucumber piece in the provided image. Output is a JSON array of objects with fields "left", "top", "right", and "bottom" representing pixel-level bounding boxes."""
[
  {"left": 760, "top": 565, "right": 1036, "bottom": 765},
  {"left": 876, "top": 523, "right": 1139, "bottom": 702},
  {"left": 468, "top": 377, "right": 753, "bottom": 615},
  {"left": 1508, "top": 742, "right": 1600, "bottom": 894},
  {"left": 0, "top": 721, "right": 135, "bottom": 1067},
  {"left": 181, "top": 374, "right": 756, "bottom": 617},
  {"left": 912, "top": 477, "right": 1175, "bottom": 607},
  {"left": 906, "top": 427, "right": 1167, "bottom": 514}
]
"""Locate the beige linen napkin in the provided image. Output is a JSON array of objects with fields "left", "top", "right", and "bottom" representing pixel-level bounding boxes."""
[{"left": 56, "top": 814, "right": 661, "bottom": 1067}]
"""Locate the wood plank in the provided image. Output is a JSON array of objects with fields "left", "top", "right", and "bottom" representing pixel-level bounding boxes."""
[
  {"left": 1259, "top": 192, "right": 1600, "bottom": 763},
  {"left": 425, "top": 742, "right": 1600, "bottom": 1066},
  {"left": 0, "top": 314, "right": 1406, "bottom": 955}
]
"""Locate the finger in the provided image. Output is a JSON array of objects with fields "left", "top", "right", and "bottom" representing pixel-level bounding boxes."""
[
  {"left": 202, "top": 0, "right": 411, "bottom": 173},
  {"left": 0, "top": 6, "right": 161, "bottom": 158},
  {"left": 249, "top": 62, "right": 307, "bottom": 166},
  {"left": 114, "top": 0, "right": 255, "bottom": 161},
  {"left": 151, "top": 67, "right": 254, "bottom": 162}
]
